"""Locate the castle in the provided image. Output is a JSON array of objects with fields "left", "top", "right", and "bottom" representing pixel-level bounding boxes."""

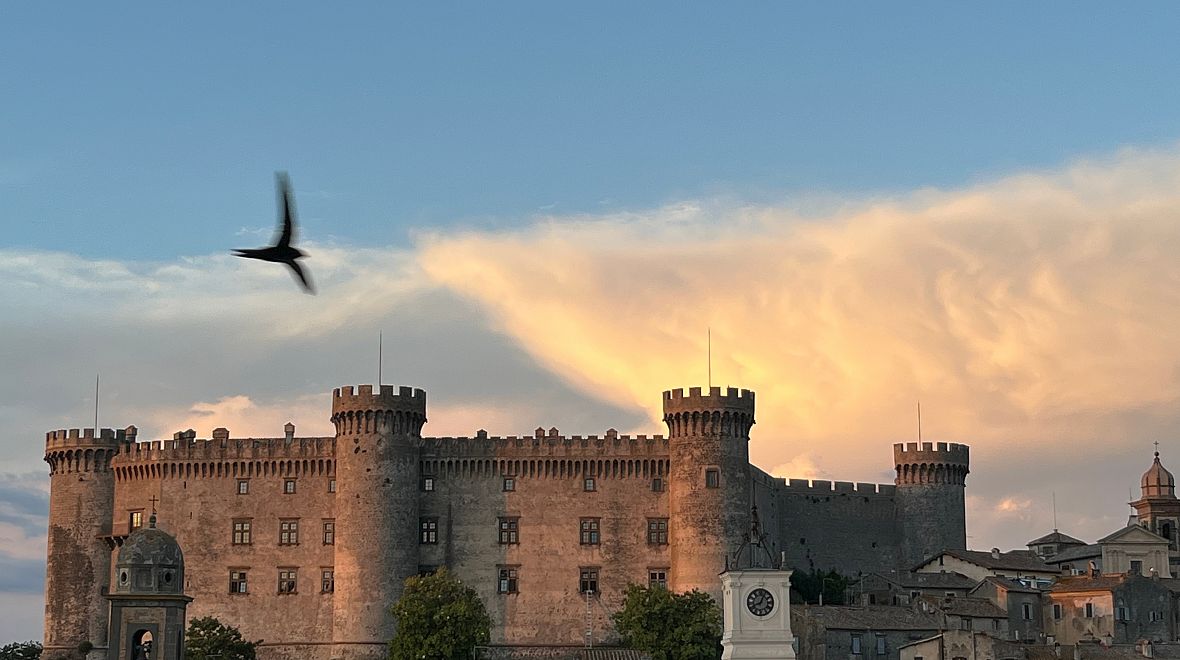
[{"left": 42, "top": 384, "right": 970, "bottom": 660}]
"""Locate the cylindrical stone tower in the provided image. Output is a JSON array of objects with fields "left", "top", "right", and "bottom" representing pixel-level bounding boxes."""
[
  {"left": 43, "top": 427, "right": 124, "bottom": 660},
  {"left": 664, "top": 386, "right": 754, "bottom": 600},
  {"left": 331, "top": 385, "right": 426, "bottom": 660},
  {"left": 894, "top": 441, "right": 970, "bottom": 568}
]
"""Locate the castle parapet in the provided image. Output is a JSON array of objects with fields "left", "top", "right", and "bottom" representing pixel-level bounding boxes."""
[
  {"left": 421, "top": 432, "right": 669, "bottom": 458},
  {"left": 893, "top": 442, "right": 970, "bottom": 486},
  {"left": 45, "top": 427, "right": 127, "bottom": 449},
  {"left": 332, "top": 384, "right": 426, "bottom": 415},
  {"left": 662, "top": 386, "right": 755, "bottom": 415},
  {"left": 110, "top": 436, "right": 337, "bottom": 465},
  {"left": 781, "top": 478, "right": 897, "bottom": 497}
]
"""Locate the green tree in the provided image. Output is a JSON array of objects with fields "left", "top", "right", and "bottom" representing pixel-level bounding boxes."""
[
  {"left": 184, "top": 616, "right": 261, "bottom": 660},
  {"left": 0, "top": 641, "right": 41, "bottom": 660},
  {"left": 389, "top": 567, "right": 492, "bottom": 660},
  {"left": 789, "top": 569, "right": 849, "bottom": 605},
  {"left": 611, "top": 584, "right": 722, "bottom": 660}
]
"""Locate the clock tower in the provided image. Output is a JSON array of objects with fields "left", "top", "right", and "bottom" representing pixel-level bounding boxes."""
[{"left": 720, "top": 507, "right": 796, "bottom": 660}]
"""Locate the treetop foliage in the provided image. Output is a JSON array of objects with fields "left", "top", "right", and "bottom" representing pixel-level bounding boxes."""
[
  {"left": 389, "top": 567, "right": 492, "bottom": 660},
  {"left": 611, "top": 584, "right": 722, "bottom": 660}
]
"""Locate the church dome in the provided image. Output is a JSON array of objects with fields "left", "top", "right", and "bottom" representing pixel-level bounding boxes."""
[
  {"left": 1141, "top": 452, "right": 1176, "bottom": 499},
  {"left": 114, "top": 513, "right": 185, "bottom": 594}
]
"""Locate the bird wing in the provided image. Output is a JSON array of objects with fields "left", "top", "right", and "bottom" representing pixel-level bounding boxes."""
[
  {"left": 275, "top": 171, "right": 294, "bottom": 248},
  {"left": 286, "top": 259, "right": 315, "bottom": 294}
]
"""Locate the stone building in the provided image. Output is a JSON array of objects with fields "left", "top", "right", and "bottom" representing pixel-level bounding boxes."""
[
  {"left": 42, "top": 384, "right": 971, "bottom": 660},
  {"left": 1044, "top": 574, "right": 1174, "bottom": 646}
]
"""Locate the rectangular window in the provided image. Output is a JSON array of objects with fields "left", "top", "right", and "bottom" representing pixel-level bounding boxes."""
[
  {"left": 322, "top": 520, "right": 335, "bottom": 545},
  {"left": 321, "top": 568, "right": 334, "bottom": 593},
  {"left": 1053, "top": 603, "right": 1062, "bottom": 620},
  {"left": 875, "top": 635, "right": 886, "bottom": 656},
  {"left": 705, "top": 468, "right": 720, "bottom": 488},
  {"left": 237, "top": 479, "right": 249, "bottom": 495},
  {"left": 278, "top": 569, "right": 297, "bottom": 594},
  {"left": 851, "top": 635, "right": 862, "bottom": 655},
  {"left": 503, "top": 477, "right": 515, "bottom": 492},
  {"left": 420, "top": 518, "right": 438, "bottom": 544},
  {"left": 1117, "top": 606, "right": 1128, "bottom": 621},
  {"left": 328, "top": 479, "right": 336, "bottom": 493},
  {"left": 283, "top": 479, "right": 296, "bottom": 494},
  {"left": 1085, "top": 603, "right": 1094, "bottom": 618},
  {"left": 129, "top": 510, "right": 144, "bottom": 532},
  {"left": 651, "top": 477, "right": 664, "bottom": 492},
  {"left": 580, "top": 518, "right": 600, "bottom": 545},
  {"left": 498, "top": 566, "right": 519, "bottom": 594},
  {"left": 1022, "top": 603, "right": 1033, "bottom": 620},
  {"left": 498, "top": 517, "right": 519, "bottom": 544},
  {"left": 649, "top": 569, "right": 668, "bottom": 589},
  {"left": 992, "top": 619, "right": 1000, "bottom": 631},
  {"left": 579, "top": 567, "right": 599, "bottom": 594},
  {"left": 960, "top": 618, "right": 970, "bottom": 630},
  {"left": 421, "top": 476, "right": 435, "bottom": 492},
  {"left": 647, "top": 518, "right": 669, "bottom": 545},
  {"left": 584, "top": 477, "right": 596, "bottom": 492},
  {"left": 1131, "top": 560, "right": 1143, "bottom": 575},
  {"left": 229, "top": 570, "right": 248, "bottom": 594},
  {"left": 280, "top": 519, "right": 299, "bottom": 545},
  {"left": 232, "top": 519, "right": 252, "bottom": 545}
]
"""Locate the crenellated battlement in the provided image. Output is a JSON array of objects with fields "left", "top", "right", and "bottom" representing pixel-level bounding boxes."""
[
  {"left": 892, "top": 441, "right": 970, "bottom": 466},
  {"left": 332, "top": 384, "right": 427, "bottom": 437},
  {"left": 332, "top": 384, "right": 426, "bottom": 412},
  {"left": 661, "top": 386, "right": 755, "bottom": 414},
  {"left": 782, "top": 478, "right": 897, "bottom": 497},
  {"left": 421, "top": 429, "right": 668, "bottom": 458},
  {"left": 45, "top": 427, "right": 128, "bottom": 449},
  {"left": 110, "top": 435, "right": 337, "bottom": 464}
]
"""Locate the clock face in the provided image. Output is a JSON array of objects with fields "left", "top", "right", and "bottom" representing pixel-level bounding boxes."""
[{"left": 746, "top": 588, "right": 775, "bottom": 616}]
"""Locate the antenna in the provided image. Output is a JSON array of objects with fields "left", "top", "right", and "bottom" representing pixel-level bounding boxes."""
[
  {"left": 378, "top": 332, "right": 383, "bottom": 386},
  {"left": 917, "top": 400, "right": 922, "bottom": 442},
  {"left": 94, "top": 373, "right": 100, "bottom": 431},
  {"left": 707, "top": 327, "right": 712, "bottom": 389},
  {"left": 1052, "top": 491, "right": 1058, "bottom": 532}
]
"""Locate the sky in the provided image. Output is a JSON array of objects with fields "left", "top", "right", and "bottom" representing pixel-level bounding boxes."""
[{"left": 5, "top": 1, "right": 1180, "bottom": 642}]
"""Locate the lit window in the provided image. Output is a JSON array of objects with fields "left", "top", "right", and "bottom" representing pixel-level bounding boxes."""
[
  {"left": 280, "top": 519, "right": 299, "bottom": 545},
  {"left": 876, "top": 635, "right": 886, "bottom": 655},
  {"left": 648, "top": 569, "right": 668, "bottom": 589},
  {"left": 579, "top": 567, "right": 599, "bottom": 594},
  {"left": 851, "top": 635, "right": 862, "bottom": 655},
  {"left": 420, "top": 518, "right": 438, "bottom": 544},
  {"left": 584, "top": 477, "right": 596, "bottom": 492},
  {"left": 129, "top": 510, "right": 144, "bottom": 532},
  {"left": 229, "top": 570, "right": 248, "bottom": 594},
  {"left": 321, "top": 569, "right": 334, "bottom": 593},
  {"left": 283, "top": 479, "right": 296, "bottom": 494},
  {"left": 498, "top": 517, "right": 519, "bottom": 544},
  {"left": 232, "top": 519, "right": 252, "bottom": 545},
  {"left": 705, "top": 468, "right": 720, "bottom": 488},
  {"left": 322, "top": 520, "right": 335, "bottom": 545},
  {"left": 503, "top": 477, "right": 515, "bottom": 492},
  {"left": 647, "top": 518, "right": 668, "bottom": 545},
  {"left": 278, "top": 569, "right": 297, "bottom": 594},
  {"left": 580, "top": 518, "right": 600, "bottom": 545},
  {"left": 237, "top": 480, "right": 249, "bottom": 495},
  {"left": 328, "top": 479, "right": 336, "bottom": 493},
  {"left": 651, "top": 477, "right": 664, "bottom": 492},
  {"left": 498, "top": 566, "right": 518, "bottom": 594},
  {"left": 421, "top": 476, "right": 434, "bottom": 492}
]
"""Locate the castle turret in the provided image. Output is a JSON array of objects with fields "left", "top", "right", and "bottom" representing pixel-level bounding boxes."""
[
  {"left": 43, "top": 427, "right": 127, "bottom": 660},
  {"left": 331, "top": 385, "right": 426, "bottom": 660},
  {"left": 894, "top": 441, "right": 969, "bottom": 568},
  {"left": 664, "top": 387, "right": 755, "bottom": 599}
]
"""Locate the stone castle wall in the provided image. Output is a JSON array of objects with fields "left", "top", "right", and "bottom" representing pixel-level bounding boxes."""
[{"left": 43, "top": 386, "right": 969, "bottom": 659}]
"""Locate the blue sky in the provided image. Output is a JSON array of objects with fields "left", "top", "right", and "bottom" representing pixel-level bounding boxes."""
[
  {"left": 5, "top": 3, "right": 1180, "bottom": 259},
  {"left": 8, "top": 2, "right": 1180, "bottom": 643}
]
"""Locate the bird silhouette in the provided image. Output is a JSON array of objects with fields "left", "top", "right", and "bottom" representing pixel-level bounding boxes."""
[{"left": 232, "top": 172, "right": 315, "bottom": 294}]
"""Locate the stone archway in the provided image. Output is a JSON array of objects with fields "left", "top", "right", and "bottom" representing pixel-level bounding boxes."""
[{"left": 130, "top": 629, "right": 153, "bottom": 660}]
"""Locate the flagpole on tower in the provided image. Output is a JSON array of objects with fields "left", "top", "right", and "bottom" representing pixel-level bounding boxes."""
[
  {"left": 708, "top": 328, "right": 712, "bottom": 389},
  {"left": 94, "top": 374, "right": 100, "bottom": 431},
  {"left": 379, "top": 333, "right": 383, "bottom": 386}
]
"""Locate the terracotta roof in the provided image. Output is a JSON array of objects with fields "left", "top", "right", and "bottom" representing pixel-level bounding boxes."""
[
  {"left": 915, "top": 595, "right": 1007, "bottom": 619},
  {"left": 974, "top": 575, "right": 1042, "bottom": 594},
  {"left": 919, "top": 549, "right": 1055, "bottom": 573},
  {"left": 579, "top": 651, "right": 651, "bottom": 660},
  {"left": 858, "top": 570, "right": 977, "bottom": 591},
  {"left": 803, "top": 605, "right": 943, "bottom": 631},
  {"left": 1027, "top": 531, "right": 1087, "bottom": 546},
  {"left": 1044, "top": 544, "right": 1100, "bottom": 564},
  {"left": 1049, "top": 574, "right": 1129, "bottom": 593}
]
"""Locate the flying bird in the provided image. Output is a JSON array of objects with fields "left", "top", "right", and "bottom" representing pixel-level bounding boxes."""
[{"left": 232, "top": 172, "right": 315, "bottom": 294}]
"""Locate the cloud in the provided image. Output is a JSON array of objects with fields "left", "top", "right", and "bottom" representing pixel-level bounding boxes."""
[
  {"left": 417, "top": 144, "right": 1180, "bottom": 551},
  {"left": 770, "top": 454, "right": 832, "bottom": 481}
]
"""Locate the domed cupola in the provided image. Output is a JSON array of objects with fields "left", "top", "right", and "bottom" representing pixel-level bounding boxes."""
[
  {"left": 113, "top": 513, "right": 184, "bottom": 595},
  {"left": 1142, "top": 452, "right": 1176, "bottom": 499}
]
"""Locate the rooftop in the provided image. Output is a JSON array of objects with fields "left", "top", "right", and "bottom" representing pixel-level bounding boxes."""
[
  {"left": 1027, "top": 531, "right": 1087, "bottom": 546},
  {"left": 919, "top": 549, "right": 1055, "bottom": 574},
  {"left": 802, "top": 605, "right": 942, "bottom": 631}
]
